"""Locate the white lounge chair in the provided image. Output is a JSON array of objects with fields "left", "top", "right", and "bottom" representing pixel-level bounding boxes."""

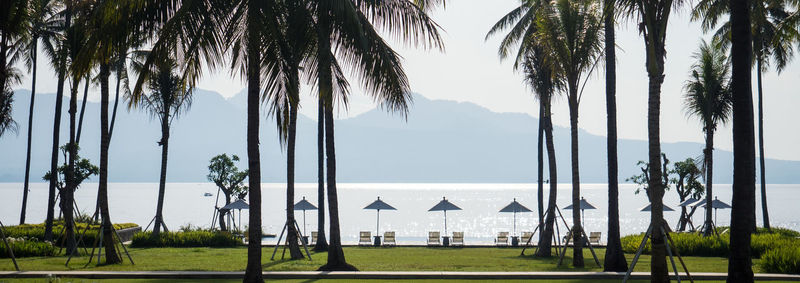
[
  {"left": 310, "top": 231, "right": 318, "bottom": 245},
  {"left": 359, "top": 231, "right": 372, "bottom": 246},
  {"left": 427, "top": 231, "right": 441, "bottom": 246},
  {"left": 521, "top": 231, "right": 533, "bottom": 245},
  {"left": 452, "top": 232, "right": 464, "bottom": 246},
  {"left": 383, "top": 231, "right": 396, "bottom": 246},
  {"left": 589, "top": 232, "right": 602, "bottom": 245},
  {"left": 495, "top": 232, "right": 509, "bottom": 246}
]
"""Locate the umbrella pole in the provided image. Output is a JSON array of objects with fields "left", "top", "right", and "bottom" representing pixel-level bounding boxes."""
[
  {"left": 513, "top": 211, "right": 516, "bottom": 236},
  {"left": 303, "top": 210, "right": 306, "bottom": 236},
  {"left": 376, "top": 209, "right": 380, "bottom": 236},
  {"left": 581, "top": 209, "right": 585, "bottom": 229},
  {"left": 444, "top": 210, "right": 447, "bottom": 235}
]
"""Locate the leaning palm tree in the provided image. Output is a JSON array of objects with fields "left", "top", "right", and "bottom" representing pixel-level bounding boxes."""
[
  {"left": 692, "top": 0, "right": 797, "bottom": 231},
  {"left": 601, "top": 0, "right": 627, "bottom": 272},
  {"left": 532, "top": 0, "right": 604, "bottom": 267},
  {"left": 485, "top": 0, "right": 561, "bottom": 257},
  {"left": 18, "top": 0, "right": 60, "bottom": 225},
  {"left": 617, "top": 0, "right": 686, "bottom": 278},
  {"left": 683, "top": 39, "right": 732, "bottom": 237},
  {"left": 130, "top": 53, "right": 192, "bottom": 237},
  {"left": 728, "top": 0, "right": 757, "bottom": 281},
  {"left": 312, "top": 0, "right": 443, "bottom": 271},
  {"left": 313, "top": 99, "right": 328, "bottom": 251}
]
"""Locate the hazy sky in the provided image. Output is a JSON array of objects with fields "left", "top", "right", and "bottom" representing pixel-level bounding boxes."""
[{"left": 15, "top": 1, "right": 800, "bottom": 161}]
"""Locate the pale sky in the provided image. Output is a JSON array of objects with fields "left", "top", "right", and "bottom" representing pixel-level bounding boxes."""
[{"left": 15, "top": 1, "right": 800, "bottom": 161}]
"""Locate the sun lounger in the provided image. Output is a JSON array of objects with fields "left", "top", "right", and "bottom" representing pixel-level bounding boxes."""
[
  {"left": 589, "top": 232, "right": 601, "bottom": 245},
  {"left": 311, "top": 231, "right": 318, "bottom": 245},
  {"left": 521, "top": 231, "right": 533, "bottom": 245},
  {"left": 359, "top": 231, "right": 372, "bottom": 246},
  {"left": 451, "top": 232, "right": 464, "bottom": 246},
  {"left": 427, "top": 231, "right": 441, "bottom": 246},
  {"left": 495, "top": 232, "right": 509, "bottom": 246},
  {"left": 383, "top": 231, "right": 396, "bottom": 246}
]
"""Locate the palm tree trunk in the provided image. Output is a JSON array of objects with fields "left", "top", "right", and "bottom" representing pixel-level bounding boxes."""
[
  {"left": 98, "top": 63, "right": 121, "bottom": 264},
  {"left": 317, "top": 6, "right": 355, "bottom": 271},
  {"left": 603, "top": 3, "right": 627, "bottom": 270},
  {"left": 727, "top": 0, "right": 756, "bottom": 281},
  {"left": 647, "top": 72, "right": 668, "bottom": 283},
  {"left": 45, "top": 17, "right": 71, "bottom": 242},
  {"left": 756, "top": 62, "right": 769, "bottom": 230},
  {"left": 243, "top": 4, "right": 264, "bottom": 280},
  {"left": 535, "top": 97, "right": 557, "bottom": 257},
  {"left": 153, "top": 113, "right": 170, "bottom": 236},
  {"left": 108, "top": 62, "right": 122, "bottom": 139},
  {"left": 314, "top": 99, "right": 328, "bottom": 251},
  {"left": 76, "top": 76, "right": 89, "bottom": 145},
  {"left": 61, "top": 72, "right": 82, "bottom": 256},
  {"left": 567, "top": 94, "right": 583, "bottom": 268},
  {"left": 703, "top": 127, "right": 714, "bottom": 236},
  {"left": 537, "top": 103, "right": 544, "bottom": 241},
  {"left": 20, "top": 40, "right": 37, "bottom": 225},
  {"left": 286, "top": 102, "right": 304, "bottom": 260}
]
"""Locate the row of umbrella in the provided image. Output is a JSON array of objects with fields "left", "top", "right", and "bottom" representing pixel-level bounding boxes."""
[{"left": 290, "top": 195, "right": 731, "bottom": 237}]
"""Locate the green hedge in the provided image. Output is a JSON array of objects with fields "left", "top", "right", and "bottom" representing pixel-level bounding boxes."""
[
  {"left": 130, "top": 231, "right": 241, "bottom": 248},
  {"left": 621, "top": 229, "right": 800, "bottom": 258},
  {"left": 0, "top": 239, "right": 57, "bottom": 258},
  {"left": 4, "top": 222, "right": 138, "bottom": 248},
  {"left": 761, "top": 247, "right": 800, "bottom": 274}
]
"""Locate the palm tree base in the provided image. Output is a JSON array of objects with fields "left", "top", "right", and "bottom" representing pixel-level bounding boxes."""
[{"left": 318, "top": 263, "right": 359, "bottom": 271}]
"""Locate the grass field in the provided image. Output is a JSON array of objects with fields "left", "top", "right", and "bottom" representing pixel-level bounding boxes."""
[{"left": 0, "top": 246, "right": 752, "bottom": 273}]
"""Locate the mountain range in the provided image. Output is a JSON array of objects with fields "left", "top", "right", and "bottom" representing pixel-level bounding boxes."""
[{"left": 1, "top": 89, "right": 799, "bottom": 183}]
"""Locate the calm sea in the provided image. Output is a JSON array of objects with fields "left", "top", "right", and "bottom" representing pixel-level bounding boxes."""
[{"left": 1, "top": 183, "right": 797, "bottom": 245}]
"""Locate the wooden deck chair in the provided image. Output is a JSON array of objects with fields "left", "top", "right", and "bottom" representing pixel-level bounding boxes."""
[
  {"left": 383, "top": 231, "right": 396, "bottom": 246},
  {"left": 495, "top": 232, "right": 509, "bottom": 246},
  {"left": 310, "top": 231, "right": 318, "bottom": 245},
  {"left": 589, "top": 232, "right": 602, "bottom": 245},
  {"left": 451, "top": 232, "right": 464, "bottom": 246},
  {"left": 427, "top": 231, "right": 441, "bottom": 246},
  {"left": 521, "top": 231, "right": 533, "bottom": 245},
  {"left": 359, "top": 231, "right": 372, "bottom": 246}
]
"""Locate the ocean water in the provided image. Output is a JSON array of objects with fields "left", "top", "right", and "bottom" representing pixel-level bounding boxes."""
[{"left": 0, "top": 183, "right": 797, "bottom": 245}]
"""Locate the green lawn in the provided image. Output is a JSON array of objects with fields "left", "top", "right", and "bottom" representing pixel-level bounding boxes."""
[{"left": 0, "top": 246, "right": 755, "bottom": 273}]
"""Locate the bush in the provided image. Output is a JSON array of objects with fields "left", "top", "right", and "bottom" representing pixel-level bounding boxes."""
[
  {"left": 4, "top": 222, "right": 139, "bottom": 248},
  {"left": 621, "top": 228, "right": 800, "bottom": 259},
  {"left": 130, "top": 231, "right": 241, "bottom": 248},
  {"left": 0, "top": 238, "right": 57, "bottom": 258},
  {"left": 761, "top": 247, "right": 800, "bottom": 274}
]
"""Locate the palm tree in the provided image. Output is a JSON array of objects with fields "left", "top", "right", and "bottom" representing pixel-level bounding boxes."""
[
  {"left": 313, "top": 0, "right": 443, "bottom": 271},
  {"left": 602, "top": 0, "right": 627, "bottom": 272},
  {"left": 486, "top": 0, "right": 561, "bottom": 258},
  {"left": 683, "top": 39, "right": 732, "bottom": 237},
  {"left": 130, "top": 0, "right": 282, "bottom": 279},
  {"left": 130, "top": 53, "right": 192, "bottom": 237},
  {"left": 0, "top": 0, "right": 26, "bottom": 136},
  {"left": 532, "top": 0, "right": 604, "bottom": 267},
  {"left": 18, "top": 0, "right": 59, "bottom": 225},
  {"left": 617, "top": 0, "right": 685, "bottom": 278},
  {"left": 728, "top": 0, "right": 756, "bottom": 281},
  {"left": 692, "top": 0, "right": 797, "bottom": 232},
  {"left": 313, "top": 100, "right": 328, "bottom": 251}
]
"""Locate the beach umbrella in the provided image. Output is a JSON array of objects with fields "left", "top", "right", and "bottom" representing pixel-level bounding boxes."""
[
  {"left": 693, "top": 196, "right": 731, "bottom": 225},
  {"left": 428, "top": 197, "right": 462, "bottom": 234},
  {"left": 221, "top": 199, "right": 249, "bottom": 231},
  {"left": 363, "top": 197, "right": 397, "bottom": 237},
  {"left": 294, "top": 197, "right": 317, "bottom": 236},
  {"left": 678, "top": 198, "right": 701, "bottom": 207},
  {"left": 639, "top": 203, "right": 675, "bottom": 212},
  {"left": 563, "top": 197, "right": 596, "bottom": 228},
  {"left": 499, "top": 198, "right": 532, "bottom": 235}
]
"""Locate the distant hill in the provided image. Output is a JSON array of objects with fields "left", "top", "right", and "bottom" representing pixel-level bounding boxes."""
[{"left": 1, "top": 89, "right": 799, "bottom": 183}]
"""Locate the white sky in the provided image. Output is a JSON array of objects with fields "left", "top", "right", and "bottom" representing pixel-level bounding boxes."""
[{"left": 16, "top": 1, "right": 800, "bottom": 161}]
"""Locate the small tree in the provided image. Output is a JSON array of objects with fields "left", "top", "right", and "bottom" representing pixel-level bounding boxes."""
[
  {"left": 627, "top": 154, "right": 670, "bottom": 200},
  {"left": 207, "top": 154, "right": 248, "bottom": 231},
  {"left": 671, "top": 158, "right": 705, "bottom": 231}
]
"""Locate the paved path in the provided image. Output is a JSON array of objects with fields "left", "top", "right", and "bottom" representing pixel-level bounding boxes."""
[{"left": 0, "top": 271, "right": 799, "bottom": 281}]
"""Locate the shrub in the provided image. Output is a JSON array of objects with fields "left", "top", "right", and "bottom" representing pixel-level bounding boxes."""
[
  {"left": 130, "top": 231, "right": 241, "bottom": 248},
  {"left": 621, "top": 228, "right": 800, "bottom": 259},
  {"left": 0, "top": 238, "right": 57, "bottom": 258},
  {"left": 4, "top": 222, "right": 139, "bottom": 248},
  {"left": 761, "top": 247, "right": 800, "bottom": 274}
]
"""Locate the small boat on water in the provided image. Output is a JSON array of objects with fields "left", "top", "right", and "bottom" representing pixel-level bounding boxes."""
[{"left": 204, "top": 192, "right": 213, "bottom": 197}]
